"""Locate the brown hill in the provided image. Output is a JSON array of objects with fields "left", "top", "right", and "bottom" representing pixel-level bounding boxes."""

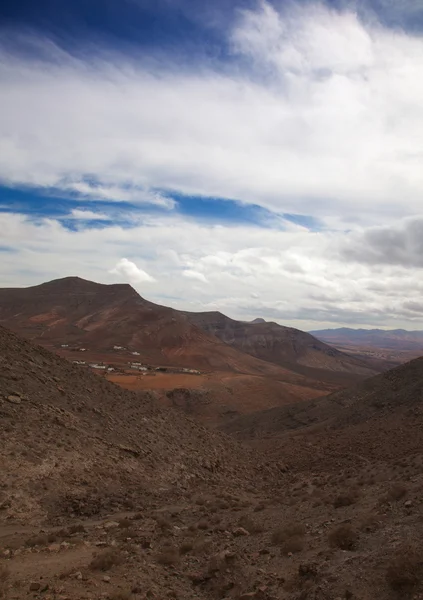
[
  {"left": 0, "top": 276, "right": 377, "bottom": 398},
  {"left": 183, "top": 310, "right": 376, "bottom": 383},
  {"left": 0, "top": 324, "right": 257, "bottom": 524},
  {"left": 223, "top": 354, "right": 423, "bottom": 466},
  {"left": 0, "top": 277, "right": 302, "bottom": 378}
]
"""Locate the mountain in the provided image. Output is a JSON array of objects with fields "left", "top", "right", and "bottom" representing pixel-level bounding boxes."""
[
  {"left": 0, "top": 277, "right": 292, "bottom": 377},
  {"left": 311, "top": 327, "right": 423, "bottom": 351},
  {"left": 0, "top": 277, "right": 376, "bottom": 386},
  {"left": 183, "top": 310, "right": 376, "bottom": 383},
  {"left": 223, "top": 353, "right": 423, "bottom": 445}
]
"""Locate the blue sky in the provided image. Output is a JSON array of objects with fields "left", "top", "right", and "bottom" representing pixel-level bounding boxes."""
[{"left": 1, "top": 0, "right": 423, "bottom": 329}]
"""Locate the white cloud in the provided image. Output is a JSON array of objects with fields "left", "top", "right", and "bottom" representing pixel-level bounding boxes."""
[
  {"left": 182, "top": 269, "right": 208, "bottom": 283},
  {"left": 0, "top": 3, "right": 423, "bottom": 221},
  {"left": 110, "top": 258, "right": 156, "bottom": 284},
  {"left": 2, "top": 211, "right": 423, "bottom": 330},
  {"left": 2, "top": 3, "right": 423, "bottom": 329},
  {"left": 69, "top": 209, "right": 110, "bottom": 220}
]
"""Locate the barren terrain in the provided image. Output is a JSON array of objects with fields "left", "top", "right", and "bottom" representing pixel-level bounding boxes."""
[{"left": 3, "top": 325, "right": 423, "bottom": 599}]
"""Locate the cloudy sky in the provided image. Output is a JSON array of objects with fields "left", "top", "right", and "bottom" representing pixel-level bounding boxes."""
[{"left": 1, "top": 0, "right": 423, "bottom": 330}]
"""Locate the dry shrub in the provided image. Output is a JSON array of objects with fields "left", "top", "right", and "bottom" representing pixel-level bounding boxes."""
[
  {"left": 328, "top": 525, "right": 358, "bottom": 551},
  {"left": 281, "top": 537, "right": 304, "bottom": 554},
  {"left": 90, "top": 549, "right": 124, "bottom": 571},
  {"left": 68, "top": 523, "right": 86, "bottom": 535},
  {"left": 179, "top": 540, "right": 193, "bottom": 555},
  {"left": 272, "top": 523, "right": 306, "bottom": 545},
  {"left": 156, "top": 516, "right": 172, "bottom": 531},
  {"left": 25, "top": 534, "right": 49, "bottom": 547},
  {"left": 156, "top": 546, "right": 180, "bottom": 566},
  {"left": 118, "top": 527, "right": 139, "bottom": 541},
  {"left": 238, "top": 514, "right": 264, "bottom": 534},
  {"left": 360, "top": 514, "right": 380, "bottom": 533},
  {"left": 118, "top": 518, "right": 132, "bottom": 529},
  {"left": 387, "top": 484, "right": 408, "bottom": 501},
  {"left": 386, "top": 545, "right": 422, "bottom": 591},
  {"left": 333, "top": 491, "right": 359, "bottom": 508}
]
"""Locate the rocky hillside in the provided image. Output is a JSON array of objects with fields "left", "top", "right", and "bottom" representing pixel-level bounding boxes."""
[
  {"left": 0, "top": 324, "right": 258, "bottom": 524},
  {"left": 183, "top": 310, "right": 376, "bottom": 381},
  {"left": 3, "top": 328, "right": 423, "bottom": 599}
]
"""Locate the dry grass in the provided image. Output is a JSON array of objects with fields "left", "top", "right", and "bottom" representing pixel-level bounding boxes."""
[
  {"left": 328, "top": 525, "right": 358, "bottom": 551},
  {"left": 386, "top": 545, "right": 422, "bottom": 591},
  {"left": 89, "top": 549, "right": 124, "bottom": 571}
]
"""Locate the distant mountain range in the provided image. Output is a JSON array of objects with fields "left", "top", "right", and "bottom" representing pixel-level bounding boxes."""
[{"left": 311, "top": 327, "right": 423, "bottom": 351}]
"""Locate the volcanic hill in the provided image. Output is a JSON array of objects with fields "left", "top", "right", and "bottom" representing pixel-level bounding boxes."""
[{"left": 0, "top": 277, "right": 375, "bottom": 382}]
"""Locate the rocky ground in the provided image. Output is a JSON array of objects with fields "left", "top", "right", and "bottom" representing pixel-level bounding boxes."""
[{"left": 2, "top": 325, "right": 423, "bottom": 599}]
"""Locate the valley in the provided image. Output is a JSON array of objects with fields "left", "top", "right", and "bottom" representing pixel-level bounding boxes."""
[{"left": 2, "top": 278, "right": 423, "bottom": 599}]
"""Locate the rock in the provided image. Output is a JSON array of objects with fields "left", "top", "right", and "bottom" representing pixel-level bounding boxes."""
[
  {"left": 74, "top": 572, "right": 83, "bottom": 580},
  {"left": 103, "top": 521, "right": 119, "bottom": 530},
  {"left": 6, "top": 395, "right": 21, "bottom": 404},
  {"left": 208, "top": 550, "right": 237, "bottom": 573},
  {"left": 103, "top": 575, "right": 111, "bottom": 583},
  {"left": 299, "top": 563, "right": 318, "bottom": 579},
  {"left": 60, "top": 541, "right": 70, "bottom": 549},
  {"left": 30, "top": 582, "right": 41, "bottom": 591},
  {"left": 233, "top": 527, "right": 250, "bottom": 537},
  {"left": 48, "top": 543, "right": 61, "bottom": 553},
  {"left": 405, "top": 500, "right": 413, "bottom": 508}
]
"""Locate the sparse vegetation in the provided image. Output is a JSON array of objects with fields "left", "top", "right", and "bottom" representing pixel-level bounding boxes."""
[
  {"left": 156, "top": 546, "right": 180, "bottom": 566},
  {"left": 387, "top": 483, "right": 408, "bottom": 501},
  {"left": 179, "top": 540, "right": 193, "bottom": 554},
  {"left": 238, "top": 514, "right": 264, "bottom": 534},
  {"left": 272, "top": 523, "right": 306, "bottom": 545},
  {"left": 328, "top": 524, "right": 358, "bottom": 551},
  {"left": 386, "top": 545, "right": 422, "bottom": 591},
  {"left": 333, "top": 490, "right": 359, "bottom": 508},
  {"left": 89, "top": 549, "right": 124, "bottom": 571}
]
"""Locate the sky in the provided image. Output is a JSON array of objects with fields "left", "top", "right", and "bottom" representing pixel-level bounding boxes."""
[{"left": 1, "top": 0, "right": 423, "bottom": 330}]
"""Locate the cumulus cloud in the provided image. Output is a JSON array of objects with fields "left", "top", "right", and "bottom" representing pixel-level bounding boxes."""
[
  {"left": 110, "top": 258, "right": 156, "bottom": 284},
  {"left": 182, "top": 269, "right": 208, "bottom": 283},
  {"left": 2, "top": 210, "right": 423, "bottom": 329},
  {"left": 0, "top": 2, "right": 423, "bottom": 220}
]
